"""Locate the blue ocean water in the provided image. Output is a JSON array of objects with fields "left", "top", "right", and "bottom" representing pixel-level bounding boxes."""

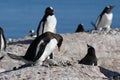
[{"left": 0, "top": 0, "right": 120, "bottom": 39}]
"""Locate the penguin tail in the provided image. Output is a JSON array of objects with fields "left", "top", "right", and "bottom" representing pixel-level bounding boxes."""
[
  {"left": 7, "top": 53, "right": 23, "bottom": 60},
  {"left": 91, "top": 21, "right": 97, "bottom": 30}
]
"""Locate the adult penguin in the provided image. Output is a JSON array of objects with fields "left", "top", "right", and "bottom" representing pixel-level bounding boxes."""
[
  {"left": 7, "top": 32, "right": 63, "bottom": 66},
  {"left": 0, "top": 27, "right": 6, "bottom": 60},
  {"left": 78, "top": 44, "right": 97, "bottom": 66},
  {"left": 37, "top": 7, "right": 57, "bottom": 36},
  {"left": 93, "top": 5, "right": 114, "bottom": 32}
]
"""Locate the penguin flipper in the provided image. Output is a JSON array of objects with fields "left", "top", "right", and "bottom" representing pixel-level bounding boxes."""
[{"left": 7, "top": 53, "right": 23, "bottom": 60}]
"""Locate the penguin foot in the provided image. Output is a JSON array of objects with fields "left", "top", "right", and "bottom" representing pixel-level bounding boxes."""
[{"left": 45, "top": 59, "right": 58, "bottom": 66}]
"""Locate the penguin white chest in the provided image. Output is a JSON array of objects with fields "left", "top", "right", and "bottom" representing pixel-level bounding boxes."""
[
  {"left": 0, "top": 35, "right": 4, "bottom": 50},
  {"left": 98, "top": 13, "right": 113, "bottom": 29},
  {"left": 37, "top": 38, "right": 57, "bottom": 65},
  {"left": 44, "top": 15, "right": 57, "bottom": 33}
]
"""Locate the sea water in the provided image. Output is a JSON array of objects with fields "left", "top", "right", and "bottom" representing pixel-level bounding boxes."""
[{"left": 0, "top": 0, "right": 120, "bottom": 38}]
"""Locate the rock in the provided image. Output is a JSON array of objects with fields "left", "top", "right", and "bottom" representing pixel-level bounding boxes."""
[
  {"left": 0, "top": 28, "right": 120, "bottom": 79},
  {"left": 0, "top": 65, "right": 107, "bottom": 80},
  {"left": 0, "top": 68, "right": 5, "bottom": 73}
]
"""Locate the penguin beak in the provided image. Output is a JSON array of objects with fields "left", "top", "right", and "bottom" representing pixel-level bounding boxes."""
[
  {"left": 110, "top": 5, "right": 115, "bottom": 9},
  {"left": 58, "top": 47, "right": 60, "bottom": 52},
  {"left": 52, "top": 9, "right": 55, "bottom": 12}
]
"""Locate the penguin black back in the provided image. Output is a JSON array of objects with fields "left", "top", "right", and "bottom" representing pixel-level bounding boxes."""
[{"left": 78, "top": 44, "right": 97, "bottom": 66}]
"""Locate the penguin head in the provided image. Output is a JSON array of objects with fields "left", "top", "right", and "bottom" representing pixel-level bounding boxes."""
[
  {"left": 87, "top": 44, "right": 96, "bottom": 56},
  {"left": 57, "top": 35, "right": 63, "bottom": 52},
  {"left": 54, "top": 34, "right": 63, "bottom": 52},
  {"left": 105, "top": 5, "right": 115, "bottom": 13},
  {"left": 75, "top": 23, "right": 84, "bottom": 32},
  {"left": 0, "top": 27, "right": 3, "bottom": 35},
  {"left": 45, "top": 7, "right": 54, "bottom": 15}
]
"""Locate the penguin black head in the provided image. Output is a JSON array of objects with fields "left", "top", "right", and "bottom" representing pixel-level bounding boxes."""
[
  {"left": 104, "top": 5, "right": 115, "bottom": 13},
  {"left": 0, "top": 27, "right": 3, "bottom": 35},
  {"left": 45, "top": 7, "right": 54, "bottom": 15},
  {"left": 57, "top": 35, "right": 63, "bottom": 51},
  {"left": 87, "top": 44, "right": 95, "bottom": 56},
  {"left": 53, "top": 33, "right": 63, "bottom": 51}
]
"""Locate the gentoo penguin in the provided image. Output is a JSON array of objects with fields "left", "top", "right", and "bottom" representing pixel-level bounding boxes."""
[
  {"left": 94, "top": 5, "right": 115, "bottom": 32},
  {"left": 7, "top": 32, "right": 63, "bottom": 66},
  {"left": 37, "top": 7, "right": 57, "bottom": 36},
  {"left": 78, "top": 44, "right": 97, "bottom": 66},
  {"left": 0, "top": 27, "right": 6, "bottom": 60},
  {"left": 75, "top": 24, "right": 84, "bottom": 32}
]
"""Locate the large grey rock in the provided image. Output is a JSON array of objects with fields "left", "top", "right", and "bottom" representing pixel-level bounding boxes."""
[{"left": 0, "top": 29, "right": 120, "bottom": 80}]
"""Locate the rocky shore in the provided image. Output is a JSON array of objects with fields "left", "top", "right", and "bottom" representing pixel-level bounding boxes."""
[{"left": 0, "top": 29, "right": 120, "bottom": 80}]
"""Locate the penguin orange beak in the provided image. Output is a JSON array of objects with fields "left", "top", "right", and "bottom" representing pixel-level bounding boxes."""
[{"left": 58, "top": 47, "right": 60, "bottom": 52}]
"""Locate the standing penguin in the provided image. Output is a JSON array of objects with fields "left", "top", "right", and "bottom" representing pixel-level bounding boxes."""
[
  {"left": 94, "top": 5, "right": 115, "bottom": 32},
  {"left": 78, "top": 44, "right": 97, "bottom": 66},
  {"left": 0, "top": 27, "right": 6, "bottom": 60},
  {"left": 37, "top": 7, "right": 57, "bottom": 36},
  {"left": 7, "top": 32, "right": 63, "bottom": 66}
]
